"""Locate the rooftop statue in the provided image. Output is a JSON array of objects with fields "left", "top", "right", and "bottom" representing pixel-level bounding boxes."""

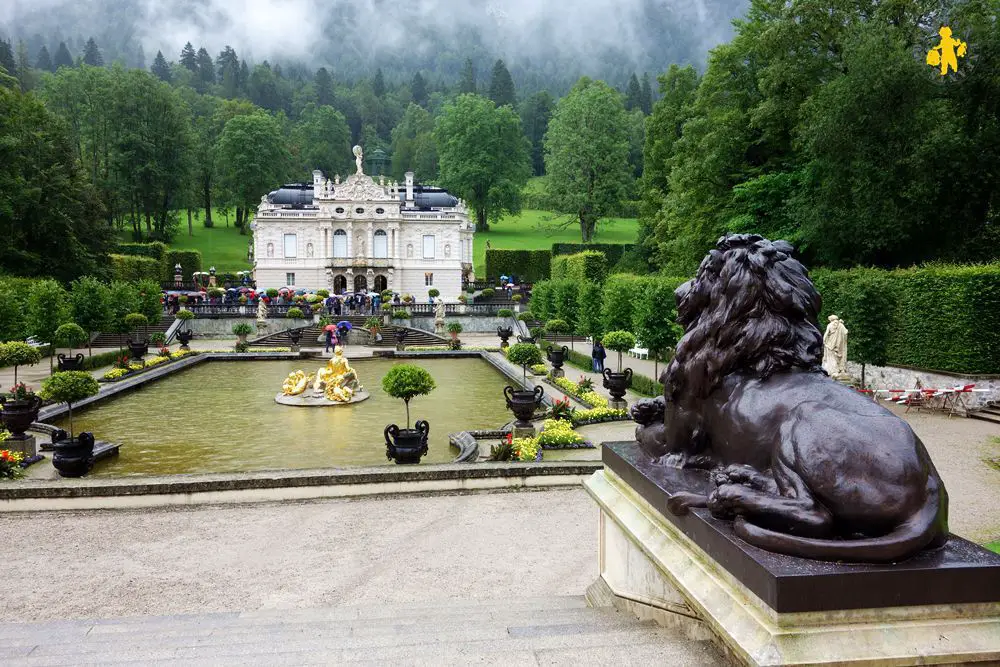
[
  {"left": 631, "top": 234, "right": 948, "bottom": 563},
  {"left": 353, "top": 145, "right": 364, "bottom": 175}
]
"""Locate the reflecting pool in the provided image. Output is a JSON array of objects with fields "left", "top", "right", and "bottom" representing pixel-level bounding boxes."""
[{"left": 60, "top": 358, "right": 512, "bottom": 476}]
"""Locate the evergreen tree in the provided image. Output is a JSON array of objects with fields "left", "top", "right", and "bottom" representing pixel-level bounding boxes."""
[
  {"left": 151, "top": 50, "right": 171, "bottom": 82},
  {"left": 519, "top": 91, "right": 554, "bottom": 176},
  {"left": 488, "top": 59, "right": 516, "bottom": 107},
  {"left": 625, "top": 73, "right": 642, "bottom": 111},
  {"left": 0, "top": 41, "right": 15, "bottom": 76},
  {"left": 459, "top": 58, "right": 476, "bottom": 94},
  {"left": 35, "top": 45, "right": 53, "bottom": 72},
  {"left": 15, "top": 41, "right": 35, "bottom": 92},
  {"left": 82, "top": 37, "right": 103, "bottom": 66},
  {"left": 411, "top": 71, "right": 427, "bottom": 107},
  {"left": 238, "top": 60, "right": 249, "bottom": 92},
  {"left": 640, "top": 73, "right": 653, "bottom": 115},
  {"left": 196, "top": 47, "right": 215, "bottom": 85},
  {"left": 373, "top": 68, "right": 385, "bottom": 97},
  {"left": 179, "top": 42, "right": 198, "bottom": 71},
  {"left": 216, "top": 46, "right": 240, "bottom": 97},
  {"left": 315, "top": 67, "right": 333, "bottom": 106},
  {"left": 53, "top": 42, "right": 73, "bottom": 69}
]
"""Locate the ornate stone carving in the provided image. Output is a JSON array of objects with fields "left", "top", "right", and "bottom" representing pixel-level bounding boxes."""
[{"left": 333, "top": 173, "right": 391, "bottom": 202}]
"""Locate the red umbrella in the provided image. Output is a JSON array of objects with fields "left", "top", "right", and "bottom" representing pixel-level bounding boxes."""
[{"left": 324, "top": 324, "right": 338, "bottom": 333}]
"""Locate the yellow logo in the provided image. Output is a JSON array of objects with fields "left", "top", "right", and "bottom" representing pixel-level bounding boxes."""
[{"left": 926, "top": 26, "right": 967, "bottom": 76}]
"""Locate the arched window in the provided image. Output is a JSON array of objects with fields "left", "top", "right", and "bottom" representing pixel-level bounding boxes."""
[
  {"left": 333, "top": 230, "right": 347, "bottom": 258},
  {"left": 373, "top": 230, "right": 388, "bottom": 258}
]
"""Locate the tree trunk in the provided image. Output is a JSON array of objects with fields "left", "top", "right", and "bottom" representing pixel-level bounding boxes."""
[
  {"left": 203, "top": 180, "right": 213, "bottom": 228},
  {"left": 579, "top": 213, "right": 594, "bottom": 243},
  {"left": 475, "top": 208, "right": 489, "bottom": 233},
  {"left": 187, "top": 208, "right": 193, "bottom": 236},
  {"left": 237, "top": 207, "right": 247, "bottom": 235}
]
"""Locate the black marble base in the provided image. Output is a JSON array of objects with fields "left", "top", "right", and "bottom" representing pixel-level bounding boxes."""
[{"left": 604, "top": 441, "right": 1000, "bottom": 613}]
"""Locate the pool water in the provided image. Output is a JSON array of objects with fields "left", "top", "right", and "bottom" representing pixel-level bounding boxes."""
[{"left": 60, "top": 358, "right": 513, "bottom": 476}]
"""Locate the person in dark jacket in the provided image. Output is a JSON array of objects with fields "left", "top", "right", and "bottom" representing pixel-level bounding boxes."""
[{"left": 592, "top": 340, "right": 607, "bottom": 373}]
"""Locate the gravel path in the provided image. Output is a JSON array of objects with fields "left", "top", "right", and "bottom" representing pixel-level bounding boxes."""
[{"left": 0, "top": 489, "right": 597, "bottom": 623}]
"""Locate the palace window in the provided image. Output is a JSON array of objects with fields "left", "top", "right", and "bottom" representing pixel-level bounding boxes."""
[
  {"left": 333, "top": 230, "right": 347, "bottom": 258},
  {"left": 373, "top": 230, "right": 388, "bottom": 258},
  {"left": 286, "top": 273, "right": 296, "bottom": 286},
  {"left": 376, "top": 208, "right": 385, "bottom": 215},
  {"left": 335, "top": 207, "right": 345, "bottom": 214},
  {"left": 423, "top": 235, "right": 435, "bottom": 259},
  {"left": 425, "top": 273, "right": 433, "bottom": 286},
  {"left": 283, "top": 234, "right": 297, "bottom": 258},
  {"left": 355, "top": 207, "right": 365, "bottom": 214}
]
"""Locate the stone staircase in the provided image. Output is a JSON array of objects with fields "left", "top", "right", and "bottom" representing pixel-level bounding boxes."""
[
  {"left": 89, "top": 319, "right": 175, "bottom": 349},
  {"left": 969, "top": 402, "right": 1000, "bottom": 425},
  {"left": 251, "top": 317, "right": 447, "bottom": 348},
  {"left": 0, "top": 596, "right": 723, "bottom": 665}
]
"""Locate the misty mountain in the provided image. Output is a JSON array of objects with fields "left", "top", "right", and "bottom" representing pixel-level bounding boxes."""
[{"left": 1, "top": 0, "right": 748, "bottom": 90}]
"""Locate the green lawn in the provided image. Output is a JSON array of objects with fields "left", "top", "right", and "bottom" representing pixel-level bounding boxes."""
[
  {"left": 988, "top": 541, "right": 1000, "bottom": 555},
  {"left": 122, "top": 207, "right": 638, "bottom": 277},
  {"left": 473, "top": 209, "right": 639, "bottom": 275}
]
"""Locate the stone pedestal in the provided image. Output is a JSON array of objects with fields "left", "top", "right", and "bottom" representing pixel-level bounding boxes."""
[
  {"left": 512, "top": 425, "right": 536, "bottom": 439},
  {"left": 290, "top": 345, "right": 300, "bottom": 353},
  {"left": 609, "top": 398, "right": 627, "bottom": 411},
  {"left": 395, "top": 343, "right": 406, "bottom": 352},
  {"left": 3, "top": 434, "right": 36, "bottom": 458},
  {"left": 584, "top": 466, "right": 1000, "bottom": 666},
  {"left": 550, "top": 368, "right": 565, "bottom": 379}
]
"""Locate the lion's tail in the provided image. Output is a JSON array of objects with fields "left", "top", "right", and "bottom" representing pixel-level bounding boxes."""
[{"left": 734, "top": 484, "right": 946, "bottom": 563}]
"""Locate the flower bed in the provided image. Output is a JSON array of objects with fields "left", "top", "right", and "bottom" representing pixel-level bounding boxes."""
[
  {"left": 536, "top": 418, "right": 592, "bottom": 449},
  {"left": 548, "top": 375, "right": 609, "bottom": 409},
  {"left": 406, "top": 346, "right": 502, "bottom": 352},
  {"left": 101, "top": 350, "right": 197, "bottom": 382},
  {"left": 570, "top": 407, "right": 629, "bottom": 427},
  {"left": 0, "top": 448, "right": 25, "bottom": 479}
]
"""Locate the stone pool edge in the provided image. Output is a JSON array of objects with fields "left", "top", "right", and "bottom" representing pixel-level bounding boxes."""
[{"left": 0, "top": 461, "right": 602, "bottom": 512}]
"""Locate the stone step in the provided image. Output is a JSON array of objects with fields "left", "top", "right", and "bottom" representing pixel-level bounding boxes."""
[
  {"left": 0, "top": 597, "right": 721, "bottom": 665},
  {"left": 89, "top": 319, "right": 175, "bottom": 349},
  {"left": 969, "top": 412, "right": 1000, "bottom": 425}
]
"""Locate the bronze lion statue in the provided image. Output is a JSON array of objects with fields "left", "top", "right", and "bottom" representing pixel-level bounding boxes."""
[{"left": 633, "top": 234, "right": 948, "bottom": 563}]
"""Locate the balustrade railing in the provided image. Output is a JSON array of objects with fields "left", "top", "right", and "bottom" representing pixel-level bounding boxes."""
[{"left": 163, "top": 303, "right": 306, "bottom": 319}]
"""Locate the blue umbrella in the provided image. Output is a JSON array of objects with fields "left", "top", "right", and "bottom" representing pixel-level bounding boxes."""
[{"left": 337, "top": 321, "right": 353, "bottom": 330}]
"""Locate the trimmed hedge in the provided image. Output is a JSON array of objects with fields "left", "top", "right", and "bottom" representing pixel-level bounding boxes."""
[
  {"left": 81, "top": 350, "right": 123, "bottom": 371},
  {"left": 110, "top": 254, "right": 161, "bottom": 283},
  {"left": 565, "top": 251, "right": 608, "bottom": 284},
  {"left": 116, "top": 242, "right": 168, "bottom": 262},
  {"left": 164, "top": 249, "right": 203, "bottom": 282},
  {"left": 815, "top": 264, "right": 1000, "bottom": 375},
  {"left": 552, "top": 243, "right": 635, "bottom": 268},
  {"left": 485, "top": 249, "right": 551, "bottom": 282},
  {"left": 550, "top": 255, "right": 570, "bottom": 280}
]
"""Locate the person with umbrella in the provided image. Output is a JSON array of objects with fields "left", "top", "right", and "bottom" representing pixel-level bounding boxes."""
[
  {"left": 337, "top": 320, "right": 352, "bottom": 350},
  {"left": 323, "top": 323, "right": 338, "bottom": 353}
]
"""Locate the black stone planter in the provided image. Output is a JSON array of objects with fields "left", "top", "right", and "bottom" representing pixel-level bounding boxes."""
[
  {"left": 546, "top": 345, "right": 569, "bottom": 371},
  {"left": 516, "top": 335, "right": 536, "bottom": 345},
  {"left": 394, "top": 329, "right": 407, "bottom": 351},
  {"left": 287, "top": 329, "right": 303, "bottom": 345},
  {"left": 126, "top": 339, "right": 148, "bottom": 361},
  {"left": 0, "top": 395, "right": 42, "bottom": 438},
  {"left": 602, "top": 368, "right": 633, "bottom": 405},
  {"left": 497, "top": 326, "right": 513, "bottom": 348},
  {"left": 57, "top": 353, "right": 85, "bottom": 372},
  {"left": 52, "top": 432, "right": 96, "bottom": 478},
  {"left": 176, "top": 330, "right": 194, "bottom": 349},
  {"left": 504, "top": 385, "right": 544, "bottom": 427},
  {"left": 384, "top": 421, "right": 429, "bottom": 464}
]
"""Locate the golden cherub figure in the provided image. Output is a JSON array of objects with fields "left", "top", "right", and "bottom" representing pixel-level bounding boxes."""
[
  {"left": 281, "top": 370, "right": 313, "bottom": 396},
  {"left": 927, "top": 26, "right": 967, "bottom": 76}
]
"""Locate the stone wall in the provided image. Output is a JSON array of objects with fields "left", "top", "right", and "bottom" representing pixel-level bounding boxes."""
[
  {"left": 407, "top": 315, "right": 519, "bottom": 334},
  {"left": 188, "top": 318, "right": 302, "bottom": 339},
  {"left": 846, "top": 361, "right": 1000, "bottom": 410}
]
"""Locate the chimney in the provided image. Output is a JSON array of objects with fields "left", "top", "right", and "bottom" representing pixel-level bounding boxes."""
[{"left": 405, "top": 171, "right": 414, "bottom": 205}]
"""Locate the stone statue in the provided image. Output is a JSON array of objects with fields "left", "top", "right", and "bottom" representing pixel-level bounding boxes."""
[
  {"left": 822, "top": 314, "right": 849, "bottom": 379},
  {"left": 335, "top": 174, "right": 340, "bottom": 185},
  {"left": 630, "top": 234, "right": 948, "bottom": 563},
  {"left": 353, "top": 145, "right": 364, "bottom": 175},
  {"left": 256, "top": 299, "right": 268, "bottom": 326},
  {"left": 434, "top": 298, "right": 446, "bottom": 335}
]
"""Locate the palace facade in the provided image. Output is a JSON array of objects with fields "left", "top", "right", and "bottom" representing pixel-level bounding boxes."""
[{"left": 251, "top": 158, "right": 474, "bottom": 296}]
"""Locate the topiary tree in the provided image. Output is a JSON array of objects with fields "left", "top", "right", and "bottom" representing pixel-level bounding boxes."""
[
  {"left": 54, "top": 323, "right": 88, "bottom": 357},
  {"left": 602, "top": 330, "right": 637, "bottom": 372},
  {"left": 497, "top": 308, "right": 514, "bottom": 318},
  {"left": 108, "top": 281, "right": 140, "bottom": 351},
  {"left": 506, "top": 342, "right": 543, "bottom": 384},
  {"left": 136, "top": 279, "right": 163, "bottom": 326},
  {"left": 447, "top": 322, "right": 463, "bottom": 334},
  {"left": 286, "top": 307, "right": 304, "bottom": 319},
  {"left": 545, "top": 319, "right": 569, "bottom": 334},
  {"left": 381, "top": 364, "right": 436, "bottom": 428},
  {"left": 176, "top": 308, "right": 195, "bottom": 331},
  {"left": 124, "top": 313, "right": 149, "bottom": 341},
  {"left": 39, "top": 371, "right": 100, "bottom": 440},
  {"left": 265, "top": 288, "right": 279, "bottom": 299},
  {"left": 0, "top": 341, "right": 42, "bottom": 385},
  {"left": 316, "top": 289, "right": 330, "bottom": 298},
  {"left": 428, "top": 288, "right": 440, "bottom": 298},
  {"left": 380, "top": 289, "right": 393, "bottom": 302}
]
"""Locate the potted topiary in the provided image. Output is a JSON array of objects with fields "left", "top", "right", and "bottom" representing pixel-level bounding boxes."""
[
  {"left": 124, "top": 313, "right": 149, "bottom": 361},
  {"left": 0, "top": 342, "right": 43, "bottom": 442},
  {"left": 286, "top": 307, "right": 305, "bottom": 319},
  {"left": 446, "top": 322, "right": 463, "bottom": 341},
  {"left": 55, "top": 323, "right": 88, "bottom": 371},
  {"left": 381, "top": 364, "right": 436, "bottom": 464},
  {"left": 503, "top": 343, "right": 545, "bottom": 433},
  {"left": 601, "top": 330, "right": 636, "bottom": 409},
  {"left": 39, "top": 371, "right": 100, "bottom": 478},
  {"left": 175, "top": 309, "right": 195, "bottom": 349},
  {"left": 380, "top": 289, "right": 393, "bottom": 303},
  {"left": 480, "top": 287, "right": 495, "bottom": 300},
  {"left": 428, "top": 288, "right": 440, "bottom": 300},
  {"left": 232, "top": 322, "right": 254, "bottom": 347}
]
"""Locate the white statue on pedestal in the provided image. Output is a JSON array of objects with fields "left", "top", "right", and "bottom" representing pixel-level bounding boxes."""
[
  {"left": 257, "top": 299, "right": 269, "bottom": 329},
  {"left": 434, "top": 298, "right": 446, "bottom": 334},
  {"left": 822, "top": 314, "right": 849, "bottom": 378},
  {"left": 353, "top": 145, "right": 364, "bottom": 175}
]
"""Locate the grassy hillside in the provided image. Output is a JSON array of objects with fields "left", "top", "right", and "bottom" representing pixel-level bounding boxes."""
[{"left": 123, "top": 206, "right": 639, "bottom": 278}]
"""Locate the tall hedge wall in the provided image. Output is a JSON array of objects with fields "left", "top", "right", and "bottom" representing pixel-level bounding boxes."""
[
  {"left": 164, "top": 250, "right": 203, "bottom": 282},
  {"left": 565, "top": 251, "right": 608, "bottom": 284},
  {"left": 552, "top": 243, "right": 635, "bottom": 268},
  {"left": 116, "top": 242, "right": 168, "bottom": 262},
  {"left": 550, "top": 255, "right": 570, "bottom": 280},
  {"left": 815, "top": 264, "right": 1000, "bottom": 374},
  {"left": 485, "top": 249, "right": 551, "bottom": 282},
  {"left": 110, "top": 254, "right": 161, "bottom": 283}
]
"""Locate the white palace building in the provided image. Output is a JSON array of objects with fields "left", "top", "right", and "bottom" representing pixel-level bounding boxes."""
[{"left": 251, "top": 147, "right": 474, "bottom": 296}]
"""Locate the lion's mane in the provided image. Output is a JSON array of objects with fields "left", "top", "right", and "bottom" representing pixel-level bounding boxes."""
[{"left": 664, "top": 234, "right": 824, "bottom": 401}]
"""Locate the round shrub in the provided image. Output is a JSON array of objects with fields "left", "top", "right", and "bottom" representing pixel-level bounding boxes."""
[
  {"left": 447, "top": 322, "right": 463, "bottom": 334},
  {"left": 0, "top": 342, "right": 42, "bottom": 385},
  {"left": 602, "top": 330, "right": 637, "bottom": 352},
  {"left": 178, "top": 295, "right": 188, "bottom": 304},
  {"left": 316, "top": 289, "right": 330, "bottom": 298},
  {"left": 507, "top": 342, "right": 543, "bottom": 374},
  {"left": 286, "top": 307, "right": 305, "bottom": 319},
  {"left": 517, "top": 311, "right": 535, "bottom": 322},
  {"left": 149, "top": 332, "right": 167, "bottom": 346},
  {"left": 55, "top": 323, "right": 88, "bottom": 349},
  {"left": 428, "top": 288, "right": 440, "bottom": 298},
  {"left": 380, "top": 289, "right": 393, "bottom": 302},
  {"left": 232, "top": 322, "right": 254, "bottom": 336},
  {"left": 265, "top": 288, "right": 279, "bottom": 299},
  {"left": 207, "top": 287, "right": 224, "bottom": 299},
  {"left": 497, "top": 308, "right": 514, "bottom": 318},
  {"left": 381, "top": 363, "right": 436, "bottom": 428},
  {"left": 512, "top": 294, "right": 523, "bottom": 303},
  {"left": 392, "top": 309, "right": 410, "bottom": 319},
  {"left": 176, "top": 309, "right": 195, "bottom": 321},
  {"left": 544, "top": 319, "right": 569, "bottom": 334},
  {"left": 39, "top": 370, "right": 100, "bottom": 439},
  {"left": 124, "top": 313, "right": 148, "bottom": 330},
  {"left": 480, "top": 288, "right": 495, "bottom": 298}
]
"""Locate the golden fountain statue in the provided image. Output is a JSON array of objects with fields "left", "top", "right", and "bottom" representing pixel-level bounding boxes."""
[{"left": 276, "top": 347, "right": 368, "bottom": 406}]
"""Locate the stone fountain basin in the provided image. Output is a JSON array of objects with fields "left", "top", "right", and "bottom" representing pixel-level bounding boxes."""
[{"left": 274, "top": 390, "right": 370, "bottom": 407}]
